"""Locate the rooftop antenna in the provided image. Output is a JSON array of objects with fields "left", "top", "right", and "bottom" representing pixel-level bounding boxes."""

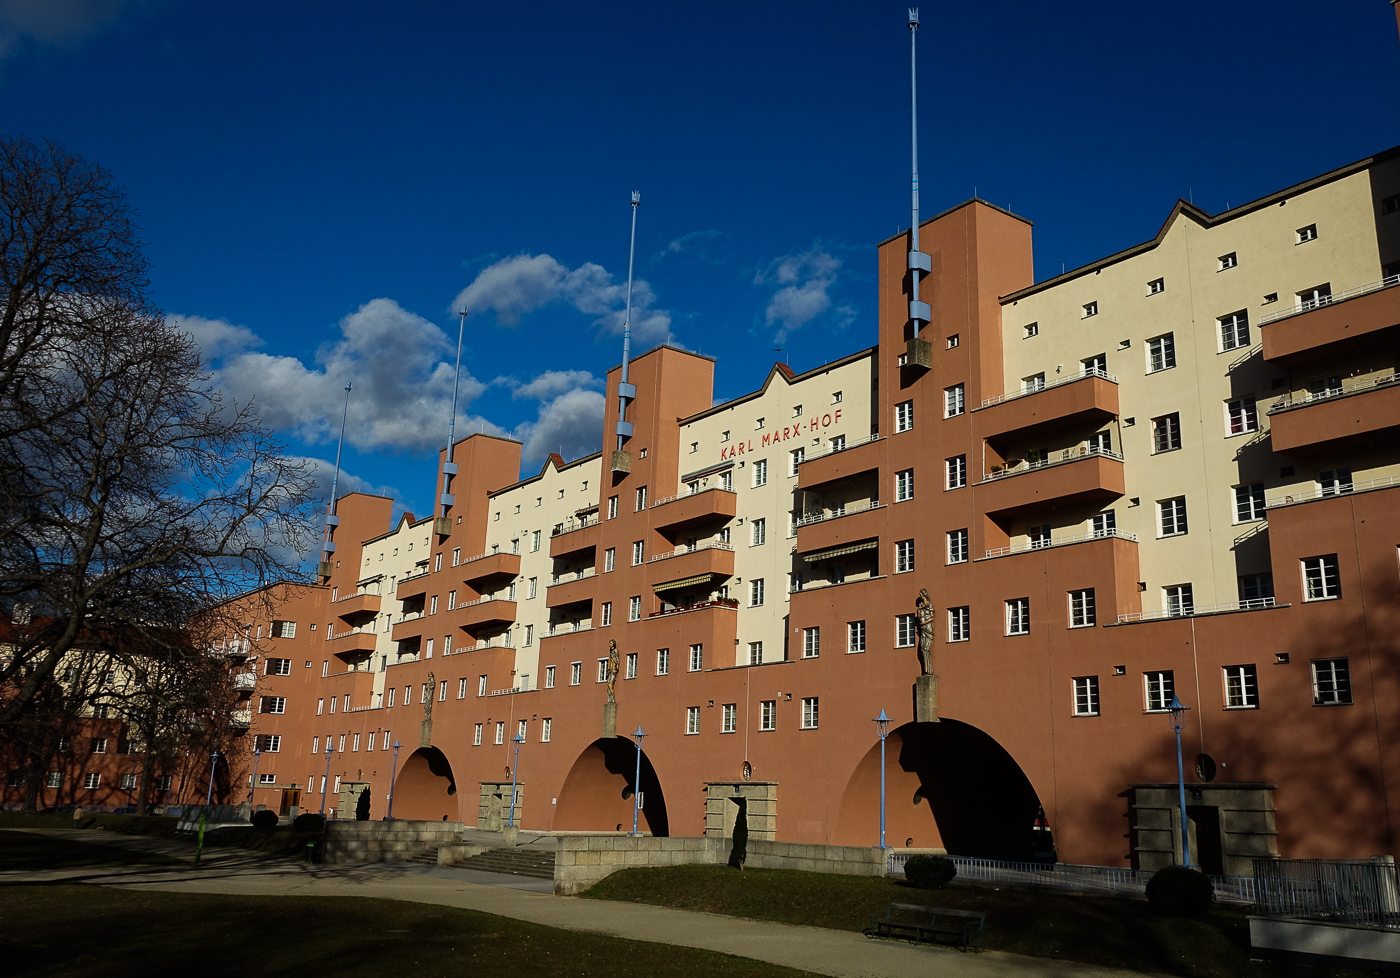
[
  {"left": 905, "top": 9, "right": 932, "bottom": 356},
  {"left": 318, "top": 381, "right": 352, "bottom": 578},
  {"left": 611, "top": 191, "right": 641, "bottom": 474},
  {"left": 435, "top": 308, "right": 468, "bottom": 533}
]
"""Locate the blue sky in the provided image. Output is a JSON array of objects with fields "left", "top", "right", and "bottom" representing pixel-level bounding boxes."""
[{"left": 3, "top": 0, "right": 1397, "bottom": 523}]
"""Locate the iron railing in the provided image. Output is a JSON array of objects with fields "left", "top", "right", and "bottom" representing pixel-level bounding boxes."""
[
  {"left": 649, "top": 541, "right": 734, "bottom": 562},
  {"left": 982, "top": 527, "right": 1137, "bottom": 560},
  {"left": 1253, "top": 858, "right": 1400, "bottom": 928},
  {"left": 797, "top": 433, "right": 884, "bottom": 464},
  {"left": 1257, "top": 274, "right": 1400, "bottom": 326},
  {"left": 1117, "top": 597, "right": 1278, "bottom": 623},
  {"left": 978, "top": 365, "right": 1117, "bottom": 409},
  {"left": 981, "top": 444, "right": 1123, "bottom": 482},
  {"left": 1266, "top": 473, "right": 1400, "bottom": 510},
  {"left": 796, "top": 500, "right": 885, "bottom": 527},
  {"left": 1267, "top": 370, "right": 1399, "bottom": 414}
]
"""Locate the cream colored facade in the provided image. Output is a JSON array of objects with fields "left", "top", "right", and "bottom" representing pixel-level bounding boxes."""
[{"left": 998, "top": 157, "right": 1400, "bottom": 613}]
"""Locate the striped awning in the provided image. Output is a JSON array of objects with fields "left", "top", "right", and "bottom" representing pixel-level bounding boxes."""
[
  {"left": 802, "top": 539, "right": 879, "bottom": 563},
  {"left": 654, "top": 573, "right": 721, "bottom": 594}
]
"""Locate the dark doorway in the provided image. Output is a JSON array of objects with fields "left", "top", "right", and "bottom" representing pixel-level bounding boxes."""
[
  {"left": 556, "top": 737, "right": 669, "bottom": 836},
  {"left": 1187, "top": 805, "right": 1223, "bottom": 875}
]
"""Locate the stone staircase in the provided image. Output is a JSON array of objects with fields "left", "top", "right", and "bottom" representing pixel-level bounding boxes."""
[
  {"left": 454, "top": 846, "right": 557, "bottom": 880},
  {"left": 403, "top": 849, "right": 440, "bottom": 867}
]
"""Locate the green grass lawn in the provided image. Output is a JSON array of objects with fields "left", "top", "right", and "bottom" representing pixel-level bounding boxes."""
[
  {"left": 0, "top": 885, "right": 822, "bottom": 978},
  {"left": 0, "top": 811, "right": 320, "bottom": 858},
  {"left": 583, "top": 864, "right": 1371, "bottom": 978},
  {"left": 0, "top": 831, "right": 186, "bottom": 869}
]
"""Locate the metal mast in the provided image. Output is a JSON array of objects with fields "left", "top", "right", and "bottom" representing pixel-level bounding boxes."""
[
  {"left": 319, "top": 381, "right": 352, "bottom": 578},
  {"left": 907, "top": 9, "right": 931, "bottom": 332},
  {"left": 612, "top": 192, "right": 641, "bottom": 468},
  {"left": 438, "top": 308, "right": 468, "bottom": 523}
]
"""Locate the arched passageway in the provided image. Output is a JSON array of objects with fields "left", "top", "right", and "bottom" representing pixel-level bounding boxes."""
[
  {"left": 833, "top": 720, "right": 1051, "bottom": 860},
  {"left": 391, "top": 746, "right": 458, "bottom": 822},
  {"left": 554, "top": 737, "right": 669, "bottom": 836}
]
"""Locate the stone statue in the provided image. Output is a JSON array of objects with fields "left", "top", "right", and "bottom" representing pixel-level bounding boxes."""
[
  {"left": 915, "top": 588, "right": 935, "bottom": 676},
  {"left": 423, "top": 670, "right": 435, "bottom": 720},
  {"left": 606, "top": 640, "right": 620, "bottom": 704}
]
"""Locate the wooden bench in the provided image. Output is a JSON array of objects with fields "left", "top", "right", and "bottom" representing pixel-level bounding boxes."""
[{"left": 864, "top": 902, "right": 985, "bottom": 950}]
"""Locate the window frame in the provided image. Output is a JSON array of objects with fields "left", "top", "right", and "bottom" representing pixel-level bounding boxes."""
[
  {"left": 1072, "top": 676, "right": 1100, "bottom": 717},
  {"left": 947, "top": 528, "right": 969, "bottom": 564},
  {"left": 1005, "top": 597, "right": 1030, "bottom": 636}
]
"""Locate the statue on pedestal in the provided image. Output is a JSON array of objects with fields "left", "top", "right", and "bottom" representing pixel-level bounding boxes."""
[
  {"left": 606, "top": 639, "right": 620, "bottom": 705},
  {"left": 915, "top": 589, "right": 935, "bottom": 676}
]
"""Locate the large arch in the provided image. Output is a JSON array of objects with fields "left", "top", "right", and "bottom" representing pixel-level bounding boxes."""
[
  {"left": 554, "top": 737, "right": 669, "bottom": 836},
  {"left": 391, "top": 746, "right": 459, "bottom": 822},
  {"left": 833, "top": 719, "right": 1052, "bottom": 860}
]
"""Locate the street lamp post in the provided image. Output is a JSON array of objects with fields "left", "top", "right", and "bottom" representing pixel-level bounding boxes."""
[
  {"left": 1167, "top": 693, "right": 1192, "bottom": 867},
  {"left": 386, "top": 740, "right": 402, "bottom": 819},
  {"left": 249, "top": 748, "right": 262, "bottom": 807},
  {"left": 319, "top": 744, "right": 334, "bottom": 817},
  {"left": 631, "top": 726, "right": 647, "bottom": 836},
  {"left": 507, "top": 733, "right": 525, "bottom": 828},
  {"left": 205, "top": 751, "right": 220, "bottom": 806},
  {"left": 873, "top": 710, "right": 892, "bottom": 850}
]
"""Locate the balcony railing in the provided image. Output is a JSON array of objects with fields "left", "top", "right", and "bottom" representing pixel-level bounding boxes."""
[
  {"left": 1267, "top": 370, "right": 1398, "bottom": 414},
  {"left": 650, "top": 484, "right": 736, "bottom": 509},
  {"left": 796, "top": 499, "right": 885, "bottom": 527},
  {"left": 233, "top": 673, "right": 256, "bottom": 691},
  {"left": 796, "top": 433, "right": 884, "bottom": 465},
  {"left": 545, "top": 622, "right": 594, "bottom": 636},
  {"left": 551, "top": 514, "right": 600, "bottom": 537},
  {"left": 549, "top": 568, "right": 597, "bottom": 585},
  {"left": 1257, "top": 274, "right": 1400, "bottom": 326},
  {"left": 648, "top": 542, "right": 734, "bottom": 562},
  {"left": 1266, "top": 473, "right": 1400, "bottom": 509},
  {"left": 451, "top": 595, "right": 513, "bottom": 610},
  {"left": 1117, "top": 597, "right": 1278, "bottom": 623},
  {"left": 327, "top": 626, "right": 376, "bottom": 642},
  {"left": 982, "top": 444, "right": 1123, "bottom": 482},
  {"left": 979, "top": 366, "right": 1117, "bottom": 409},
  {"left": 333, "top": 589, "right": 381, "bottom": 602},
  {"left": 457, "top": 637, "right": 516, "bottom": 652},
  {"left": 981, "top": 527, "right": 1138, "bottom": 560},
  {"left": 648, "top": 598, "right": 738, "bottom": 619},
  {"left": 457, "top": 549, "right": 516, "bottom": 567}
]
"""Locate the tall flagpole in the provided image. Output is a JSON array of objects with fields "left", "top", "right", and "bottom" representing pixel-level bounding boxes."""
[
  {"left": 611, "top": 192, "right": 641, "bottom": 472},
  {"left": 438, "top": 308, "right": 468, "bottom": 525},
  {"left": 319, "top": 382, "right": 352, "bottom": 578},
  {"left": 907, "top": 9, "right": 931, "bottom": 336}
]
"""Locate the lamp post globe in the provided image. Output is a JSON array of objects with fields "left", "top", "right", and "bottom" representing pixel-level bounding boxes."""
[{"left": 205, "top": 751, "right": 220, "bottom": 806}]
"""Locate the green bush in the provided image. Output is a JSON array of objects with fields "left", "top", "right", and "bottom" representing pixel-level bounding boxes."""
[
  {"left": 291, "top": 812, "right": 325, "bottom": 833},
  {"left": 1146, "top": 865, "right": 1215, "bottom": 917},
  {"left": 249, "top": 809, "right": 278, "bottom": 829},
  {"left": 903, "top": 854, "right": 957, "bottom": 889}
]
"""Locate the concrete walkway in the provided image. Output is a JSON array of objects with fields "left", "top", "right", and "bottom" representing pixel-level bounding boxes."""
[{"left": 1, "top": 829, "right": 1152, "bottom": 978}]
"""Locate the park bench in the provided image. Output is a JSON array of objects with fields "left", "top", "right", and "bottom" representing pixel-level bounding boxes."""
[{"left": 864, "top": 902, "right": 985, "bottom": 950}]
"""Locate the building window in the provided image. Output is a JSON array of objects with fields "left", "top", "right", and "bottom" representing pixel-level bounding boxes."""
[
  {"left": 1073, "top": 676, "right": 1100, "bottom": 716},
  {"left": 570, "top": 662, "right": 582, "bottom": 686},
  {"left": 597, "top": 658, "right": 609, "bottom": 683},
  {"left": 789, "top": 448, "right": 804, "bottom": 475},
  {"left": 722, "top": 703, "right": 736, "bottom": 733},
  {"left": 755, "top": 417, "right": 765, "bottom": 430},
  {"left": 625, "top": 652, "right": 638, "bottom": 679},
  {"left": 828, "top": 435, "right": 845, "bottom": 453},
  {"left": 1144, "top": 670, "right": 1175, "bottom": 712},
  {"left": 1302, "top": 554, "right": 1341, "bottom": 601},
  {"left": 1159, "top": 497, "right": 1188, "bottom": 537},
  {"left": 1239, "top": 574, "right": 1274, "bottom": 605},
  {"left": 473, "top": 724, "right": 483, "bottom": 746},
  {"left": 635, "top": 486, "right": 647, "bottom": 511},
  {"left": 1226, "top": 397, "right": 1258, "bottom": 435},
  {"left": 1022, "top": 372, "right": 1046, "bottom": 393},
  {"left": 601, "top": 601, "right": 612, "bottom": 626},
  {"left": 629, "top": 596, "right": 641, "bottom": 621},
  {"left": 689, "top": 644, "right": 703, "bottom": 672},
  {"left": 121, "top": 774, "right": 139, "bottom": 790},
  {"left": 1234, "top": 484, "right": 1266, "bottom": 523},
  {"left": 752, "top": 518, "right": 766, "bottom": 546},
  {"left": 948, "top": 606, "right": 970, "bottom": 642},
  {"left": 84, "top": 773, "right": 101, "bottom": 789},
  {"left": 1312, "top": 658, "right": 1351, "bottom": 705},
  {"left": 753, "top": 459, "right": 768, "bottom": 488},
  {"left": 1164, "top": 584, "right": 1194, "bottom": 617},
  {"left": 1005, "top": 597, "right": 1030, "bottom": 636},
  {"left": 1148, "top": 277, "right": 1165, "bottom": 294},
  {"left": 46, "top": 771, "right": 63, "bottom": 788},
  {"left": 1083, "top": 353, "right": 1107, "bottom": 375},
  {"left": 1319, "top": 468, "right": 1353, "bottom": 496},
  {"left": 271, "top": 620, "right": 297, "bottom": 639},
  {"left": 267, "top": 658, "right": 292, "bottom": 676},
  {"left": 750, "top": 579, "right": 765, "bottom": 607},
  {"left": 895, "top": 400, "right": 914, "bottom": 432},
  {"left": 747, "top": 641, "right": 763, "bottom": 665},
  {"left": 847, "top": 620, "right": 866, "bottom": 653},
  {"left": 945, "top": 457, "right": 966, "bottom": 490},
  {"left": 657, "top": 648, "right": 669, "bottom": 675},
  {"left": 1147, "top": 334, "right": 1176, "bottom": 372},
  {"left": 541, "top": 718, "right": 552, "bottom": 742},
  {"left": 1224, "top": 665, "right": 1259, "bottom": 709},
  {"left": 478, "top": 674, "right": 489, "bottom": 697},
  {"left": 895, "top": 468, "right": 915, "bottom": 500},
  {"left": 1298, "top": 283, "right": 1332, "bottom": 310},
  {"left": 604, "top": 547, "right": 615, "bottom": 573},
  {"left": 1151, "top": 413, "right": 1181, "bottom": 453},
  {"left": 632, "top": 540, "right": 644, "bottom": 565},
  {"left": 1296, "top": 224, "right": 1318, "bottom": 244},
  {"left": 801, "top": 697, "right": 819, "bottom": 729},
  {"left": 947, "top": 528, "right": 969, "bottom": 564},
  {"left": 895, "top": 613, "right": 917, "bottom": 648},
  {"left": 1082, "top": 301, "right": 1098, "bottom": 318},
  {"left": 1069, "top": 589, "right": 1096, "bottom": 628},
  {"left": 255, "top": 734, "right": 281, "bottom": 753},
  {"left": 260, "top": 696, "right": 286, "bottom": 715},
  {"left": 802, "top": 627, "right": 820, "bottom": 658},
  {"left": 88, "top": 737, "right": 107, "bottom": 754},
  {"left": 543, "top": 665, "right": 555, "bottom": 689},
  {"left": 494, "top": 722, "right": 505, "bottom": 745},
  {"left": 607, "top": 496, "right": 619, "bottom": 519},
  {"left": 1028, "top": 524, "right": 1051, "bottom": 549},
  {"left": 1384, "top": 194, "right": 1400, "bottom": 215},
  {"left": 895, "top": 539, "right": 915, "bottom": 573},
  {"left": 1219, "top": 310, "right": 1250, "bottom": 351},
  {"left": 947, "top": 333, "right": 960, "bottom": 347},
  {"left": 1022, "top": 322, "right": 1038, "bottom": 338},
  {"left": 944, "top": 384, "right": 965, "bottom": 418},
  {"left": 760, "top": 700, "right": 776, "bottom": 731},
  {"left": 792, "top": 404, "right": 803, "bottom": 417},
  {"left": 686, "top": 706, "right": 700, "bottom": 735}
]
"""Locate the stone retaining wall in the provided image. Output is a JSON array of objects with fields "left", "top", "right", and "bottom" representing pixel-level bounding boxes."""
[{"left": 324, "top": 819, "right": 464, "bottom": 864}]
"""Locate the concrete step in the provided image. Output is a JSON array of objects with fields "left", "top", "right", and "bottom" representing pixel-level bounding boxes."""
[
  {"left": 403, "top": 849, "right": 440, "bottom": 866},
  {"left": 455, "top": 846, "right": 556, "bottom": 879}
]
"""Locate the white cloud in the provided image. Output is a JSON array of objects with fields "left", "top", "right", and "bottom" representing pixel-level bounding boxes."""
[
  {"left": 205, "top": 298, "right": 501, "bottom": 454},
  {"left": 170, "top": 314, "right": 263, "bottom": 361},
  {"left": 511, "top": 369, "right": 600, "bottom": 401},
  {"left": 655, "top": 229, "right": 722, "bottom": 262},
  {"left": 0, "top": 0, "right": 149, "bottom": 57},
  {"left": 452, "top": 252, "right": 671, "bottom": 343},
  {"left": 754, "top": 247, "right": 853, "bottom": 342},
  {"left": 293, "top": 455, "right": 402, "bottom": 510},
  {"left": 513, "top": 387, "right": 606, "bottom": 469}
]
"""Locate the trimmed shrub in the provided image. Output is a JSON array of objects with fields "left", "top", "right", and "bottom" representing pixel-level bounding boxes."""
[
  {"left": 291, "top": 812, "right": 325, "bottom": 833},
  {"left": 249, "top": 809, "right": 278, "bottom": 829},
  {"left": 904, "top": 854, "right": 957, "bottom": 889},
  {"left": 1146, "top": 865, "right": 1215, "bottom": 917}
]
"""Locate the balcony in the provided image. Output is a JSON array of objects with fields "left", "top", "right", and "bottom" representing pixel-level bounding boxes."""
[
  {"left": 550, "top": 516, "right": 601, "bottom": 558},
  {"left": 798, "top": 434, "right": 883, "bottom": 490},
  {"left": 1259, "top": 275, "right": 1400, "bottom": 364},
  {"left": 978, "top": 526, "right": 1138, "bottom": 560},
  {"left": 1265, "top": 372, "right": 1400, "bottom": 456},
  {"left": 639, "top": 602, "right": 738, "bottom": 658},
  {"left": 648, "top": 543, "right": 735, "bottom": 592},
  {"left": 230, "top": 710, "right": 251, "bottom": 729},
  {"left": 795, "top": 501, "right": 886, "bottom": 555},
  {"left": 545, "top": 569, "right": 598, "bottom": 608},
  {"left": 445, "top": 597, "right": 518, "bottom": 631},
  {"left": 458, "top": 551, "right": 521, "bottom": 587},
  {"left": 232, "top": 672, "right": 256, "bottom": 691},
  {"left": 649, "top": 486, "right": 737, "bottom": 531},
  {"left": 541, "top": 622, "right": 594, "bottom": 645},
  {"left": 977, "top": 447, "right": 1125, "bottom": 518},
  {"left": 326, "top": 628, "right": 378, "bottom": 657},
  {"left": 973, "top": 368, "right": 1119, "bottom": 443},
  {"left": 332, "top": 591, "right": 381, "bottom": 622},
  {"left": 395, "top": 568, "right": 432, "bottom": 600},
  {"left": 1266, "top": 472, "right": 1400, "bottom": 511}
]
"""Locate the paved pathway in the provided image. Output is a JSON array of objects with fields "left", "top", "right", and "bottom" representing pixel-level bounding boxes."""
[{"left": 1, "top": 829, "right": 1154, "bottom": 978}]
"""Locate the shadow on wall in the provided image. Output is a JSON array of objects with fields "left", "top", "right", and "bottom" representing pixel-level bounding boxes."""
[
  {"left": 391, "top": 747, "right": 458, "bottom": 822},
  {"left": 555, "top": 737, "right": 669, "bottom": 836}
]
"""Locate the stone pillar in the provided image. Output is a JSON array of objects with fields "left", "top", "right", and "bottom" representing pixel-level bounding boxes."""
[
  {"left": 602, "top": 701, "right": 617, "bottom": 739},
  {"left": 914, "top": 675, "right": 939, "bottom": 722}
]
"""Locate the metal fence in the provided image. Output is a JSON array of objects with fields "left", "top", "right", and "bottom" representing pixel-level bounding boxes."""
[
  {"left": 884, "top": 853, "right": 1262, "bottom": 904},
  {"left": 1252, "top": 858, "right": 1400, "bottom": 928}
]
